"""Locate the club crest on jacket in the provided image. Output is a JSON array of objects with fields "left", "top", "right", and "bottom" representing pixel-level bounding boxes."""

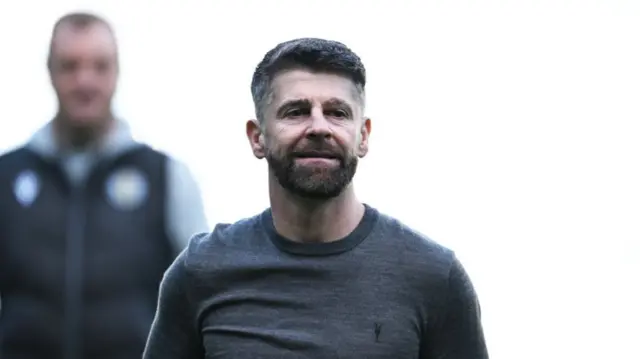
[
  {"left": 105, "top": 167, "right": 148, "bottom": 210},
  {"left": 13, "top": 170, "right": 40, "bottom": 207}
]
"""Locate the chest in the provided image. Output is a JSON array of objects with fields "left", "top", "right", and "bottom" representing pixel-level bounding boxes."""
[
  {"left": 0, "top": 154, "right": 170, "bottom": 294},
  {"left": 199, "top": 259, "right": 423, "bottom": 358},
  {"left": 3, "top": 165, "right": 158, "bottom": 244}
]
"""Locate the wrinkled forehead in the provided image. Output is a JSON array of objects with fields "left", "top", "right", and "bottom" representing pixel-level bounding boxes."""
[
  {"left": 270, "top": 69, "right": 362, "bottom": 110},
  {"left": 51, "top": 22, "right": 117, "bottom": 58}
]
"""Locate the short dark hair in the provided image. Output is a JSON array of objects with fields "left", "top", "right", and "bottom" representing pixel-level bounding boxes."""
[
  {"left": 250, "top": 37, "right": 367, "bottom": 123},
  {"left": 47, "top": 12, "right": 116, "bottom": 70}
]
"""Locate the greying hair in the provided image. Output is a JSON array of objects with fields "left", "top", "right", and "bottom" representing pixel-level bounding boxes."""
[{"left": 250, "top": 38, "right": 367, "bottom": 123}]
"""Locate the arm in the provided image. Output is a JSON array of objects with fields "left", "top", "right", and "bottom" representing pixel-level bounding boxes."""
[
  {"left": 143, "top": 250, "right": 204, "bottom": 359},
  {"left": 422, "top": 255, "right": 489, "bottom": 359},
  {"left": 165, "top": 158, "right": 210, "bottom": 254}
]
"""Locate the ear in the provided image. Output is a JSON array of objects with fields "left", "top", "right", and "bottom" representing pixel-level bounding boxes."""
[
  {"left": 357, "top": 117, "right": 372, "bottom": 158},
  {"left": 246, "top": 119, "right": 266, "bottom": 159}
]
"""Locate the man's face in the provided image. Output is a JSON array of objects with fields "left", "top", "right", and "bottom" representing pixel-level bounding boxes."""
[
  {"left": 248, "top": 69, "right": 371, "bottom": 199},
  {"left": 49, "top": 23, "right": 118, "bottom": 128}
]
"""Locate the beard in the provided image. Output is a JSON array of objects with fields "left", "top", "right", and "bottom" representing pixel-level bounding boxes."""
[{"left": 266, "top": 145, "right": 358, "bottom": 200}]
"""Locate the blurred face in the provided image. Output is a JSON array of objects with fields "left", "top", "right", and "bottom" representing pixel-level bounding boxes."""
[
  {"left": 49, "top": 22, "right": 118, "bottom": 128},
  {"left": 247, "top": 69, "right": 371, "bottom": 199}
]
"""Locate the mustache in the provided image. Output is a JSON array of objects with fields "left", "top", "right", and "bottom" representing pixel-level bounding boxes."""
[
  {"left": 292, "top": 151, "right": 339, "bottom": 159},
  {"left": 290, "top": 146, "right": 344, "bottom": 159}
]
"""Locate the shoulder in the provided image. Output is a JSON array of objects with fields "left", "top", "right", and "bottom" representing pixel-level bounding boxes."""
[
  {"left": 123, "top": 149, "right": 197, "bottom": 191},
  {"left": 369, "top": 208, "right": 477, "bottom": 309},
  {"left": 374, "top": 208, "right": 455, "bottom": 270},
  {"left": 366, "top": 207, "right": 457, "bottom": 292},
  {"left": 0, "top": 146, "right": 32, "bottom": 167},
  {"left": 0, "top": 147, "right": 37, "bottom": 184},
  {"left": 121, "top": 144, "right": 168, "bottom": 163},
  {"left": 164, "top": 156, "right": 197, "bottom": 183},
  {"left": 180, "top": 211, "right": 267, "bottom": 271}
]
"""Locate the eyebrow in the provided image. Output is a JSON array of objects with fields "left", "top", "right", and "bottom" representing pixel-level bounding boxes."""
[
  {"left": 323, "top": 97, "right": 355, "bottom": 119},
  {"left": 275, "top": 99, "right": 311, "bottom": 118},
  {"left": 323, "top": 98, "right": 350, "bottom": 108},
  {"left": 275, "top": 97, "right": 354, "bottom": 118}
]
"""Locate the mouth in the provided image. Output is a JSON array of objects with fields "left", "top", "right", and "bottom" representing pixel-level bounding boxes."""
[
  {"left": 293, "top": 152, "right": 341, "bottom": 166},
  {"left": 72, "top": 91, "right": 100, "bottom": 103},
  {"left": 293, "top": 151, "right": 339, "bottom": 160}
]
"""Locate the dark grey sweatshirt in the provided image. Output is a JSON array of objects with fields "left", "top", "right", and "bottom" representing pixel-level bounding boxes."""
[{"left": 143, "top": 205, "right": 489, "bottom": 358}]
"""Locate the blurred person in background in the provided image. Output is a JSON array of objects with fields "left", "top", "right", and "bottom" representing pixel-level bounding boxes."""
[
  {"left": 143, "top": 37, "right": 488, "bottom": 359},
  {"left": 0, "top": 12, "right": 209, "bottom": 359}
]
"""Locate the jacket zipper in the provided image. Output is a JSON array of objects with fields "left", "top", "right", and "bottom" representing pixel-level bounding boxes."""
[{"left": 64, "top": 185, "right": 86, "bottom": 359}]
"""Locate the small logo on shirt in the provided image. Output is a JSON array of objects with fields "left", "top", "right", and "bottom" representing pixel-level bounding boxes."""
[
  {"left": 105, "top": 167, "right": 148, "bottom": 210},
  {"left": 13, "top": 170, "right": 40, "bottom": 207},
  {"left": 374, "top": 322, "right": 382, "bottom": 342}
]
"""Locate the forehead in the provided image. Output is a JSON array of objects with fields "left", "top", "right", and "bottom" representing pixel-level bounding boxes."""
[
  {"left": 271, "top": 70, "right": 359, "bottom": 107},
  {"left": 51, "top": 23, "right": 116, "bottom": 58}
]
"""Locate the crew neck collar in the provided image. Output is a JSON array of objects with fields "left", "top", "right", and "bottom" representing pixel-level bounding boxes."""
[{"left": 261, "top": 204, "right": 379, "bottom": 256}]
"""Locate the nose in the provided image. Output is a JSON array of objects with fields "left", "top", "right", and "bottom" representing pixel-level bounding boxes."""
[
  {"left": 74, "top": 66, "right": 98, "bottom": 87},
  {"left": 305, "top": 107, "right": 332, "bottom": 139}
]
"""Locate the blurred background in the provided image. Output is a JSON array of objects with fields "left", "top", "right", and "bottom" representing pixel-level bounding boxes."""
[{"left": 1, "top": 0, "right": 638, "bottom": 358}]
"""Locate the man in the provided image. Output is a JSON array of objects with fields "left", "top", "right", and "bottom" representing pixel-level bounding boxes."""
[
  {"left": 143, "top": 38, "right": 489, "bottom": 358},
  {"left": 0, "top": 12, "right": 209, "bottom": 359}
]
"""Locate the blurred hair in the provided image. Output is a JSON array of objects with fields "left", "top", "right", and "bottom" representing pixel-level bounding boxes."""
[{"left": 47, "top": 12, "right": 117, "bottom": 70}]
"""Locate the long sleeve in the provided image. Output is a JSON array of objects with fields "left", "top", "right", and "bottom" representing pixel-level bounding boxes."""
[
  {"left": 143, "top": 250, "right": 204, "bottom": 359},
  {"left": 422, "top": 256, "right": 489, "bottom": 359},
  {"left": 165, "top": 158, "right": 210, "bottom": 254}
]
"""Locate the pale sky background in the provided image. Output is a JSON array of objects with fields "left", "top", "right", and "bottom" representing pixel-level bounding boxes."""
[{"left": 1, "top": 1, "right": 639, "bottom": 358}]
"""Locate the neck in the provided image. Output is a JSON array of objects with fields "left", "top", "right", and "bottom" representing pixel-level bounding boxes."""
[
  {"left": 269, "top": 176, "right": 365, "bottom": 243},
  {"left": 53, "top": 114, "right": 114, "bottom": 150}
]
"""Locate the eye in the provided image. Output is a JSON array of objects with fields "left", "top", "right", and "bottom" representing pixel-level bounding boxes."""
[
  {"left": 326, "top": 109, "right": 349, "bottom": 119},
  {"left": 94, "top": 60, "right": 111, "bottom": 73},
  {"left": 285, "top": 108, "right": 308, "bottom": 118},
  {"left": 59, "top": 61, "right": 77, "bottom": 73}
]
